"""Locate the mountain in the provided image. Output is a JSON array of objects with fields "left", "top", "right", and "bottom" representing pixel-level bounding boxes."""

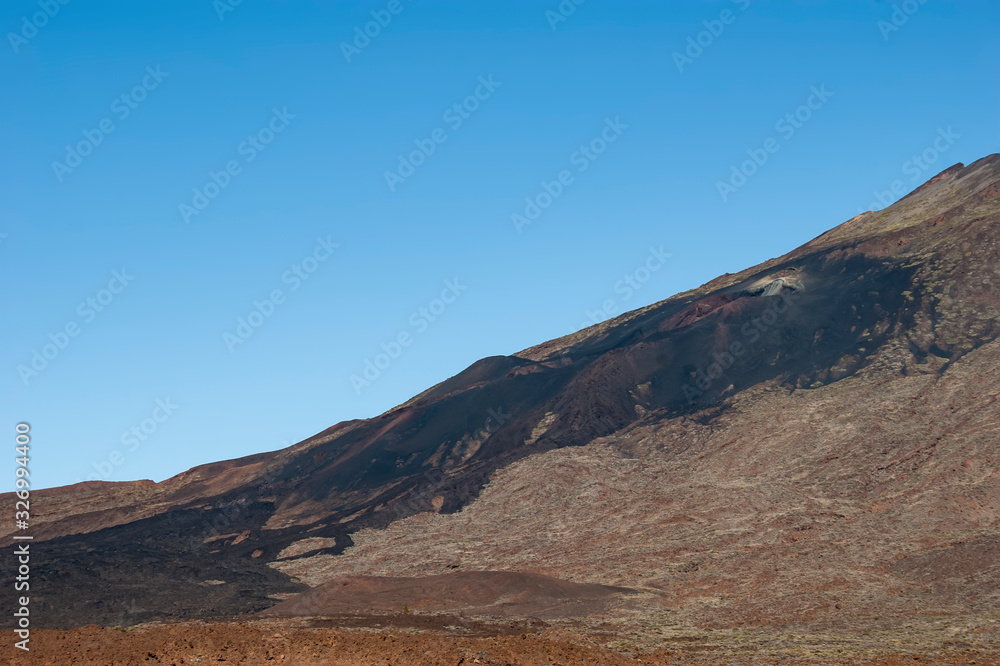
[{"left": 4, "top": 156, "right": 1000, "bottom": 649}]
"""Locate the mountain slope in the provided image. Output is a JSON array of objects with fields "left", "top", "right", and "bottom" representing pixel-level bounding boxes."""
[{"left": 3, "top": 155, "right": 1000, "bottom": 632}]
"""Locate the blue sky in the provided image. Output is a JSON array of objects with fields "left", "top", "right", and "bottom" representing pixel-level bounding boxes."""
[{"left": 2, "top": 0, "right": 998, "bottom": 490}]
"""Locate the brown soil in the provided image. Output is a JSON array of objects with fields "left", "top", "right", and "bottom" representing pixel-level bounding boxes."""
[
  {"left": 7, "top": 619, "right": 998, "bottom": 665},
  {"left": 262, "top": 571, "right": 640, "bottom": 620}
]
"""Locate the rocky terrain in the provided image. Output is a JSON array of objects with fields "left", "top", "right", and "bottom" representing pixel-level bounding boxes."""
[
  {"left": 3, "top": 155, "right": 1000, "bottom": 663},
  {"left": 15, "top": 620, "right": 998, "bottom": 665},
  {"left": 261, "top": 571, "right": 643, "bottom": 620}
]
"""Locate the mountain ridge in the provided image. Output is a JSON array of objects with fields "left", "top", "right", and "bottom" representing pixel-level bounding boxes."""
[{"left": 4, "top": 154, "right": 1000, "bottom": 632}]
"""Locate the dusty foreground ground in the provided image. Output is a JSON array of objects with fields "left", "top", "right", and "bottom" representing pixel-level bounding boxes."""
[{"left": 6, "top": 615, "right": 999, "bottom": 665}]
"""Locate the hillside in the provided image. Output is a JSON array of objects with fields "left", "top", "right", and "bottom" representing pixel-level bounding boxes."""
[{"left": 3, "top": 156, "right": 999, "bottom": 654}]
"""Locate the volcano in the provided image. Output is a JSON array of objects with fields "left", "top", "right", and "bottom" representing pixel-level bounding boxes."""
[{"left": 4, "top": 155, "right": 1000, "bottom": 662}]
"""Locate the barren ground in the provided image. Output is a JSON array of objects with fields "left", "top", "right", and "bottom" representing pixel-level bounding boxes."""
[{"left": 8, "top": 616, "right": 998, "bottom": 665}]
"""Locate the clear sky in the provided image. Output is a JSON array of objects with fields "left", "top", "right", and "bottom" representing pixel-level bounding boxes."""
[{"left": 2, "top": 0, "right": 998, "bottom": 490}]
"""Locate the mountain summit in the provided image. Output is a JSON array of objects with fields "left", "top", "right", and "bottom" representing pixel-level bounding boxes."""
[{"left": 5, "top": 156, "right": 1000, "bottom": 640}]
